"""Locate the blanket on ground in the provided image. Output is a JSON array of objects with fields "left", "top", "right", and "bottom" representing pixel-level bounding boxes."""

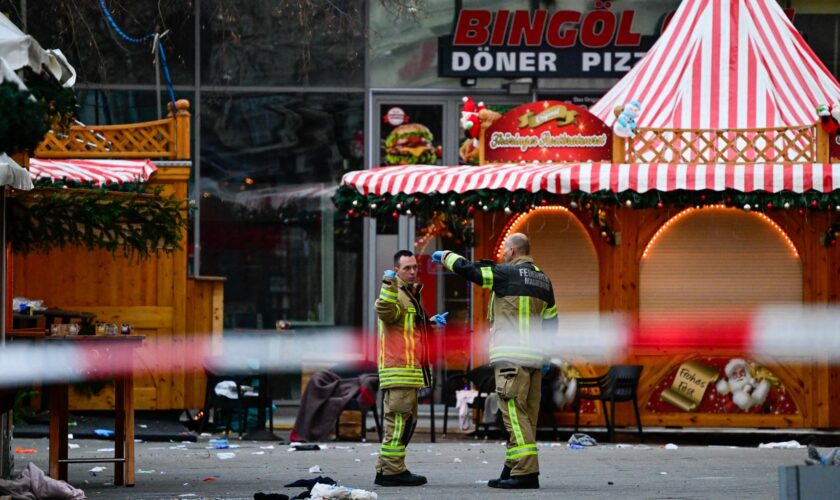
[{"left": 0, "top": 462, "right": 86, "bottom": 500}]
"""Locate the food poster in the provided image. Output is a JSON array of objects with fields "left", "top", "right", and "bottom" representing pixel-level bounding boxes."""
[
  {"left": 646, "top": 357, "right": 798, "bottom": 415},
  {"left": 380, "top": 104, "right": 442, "bottom": 166}
]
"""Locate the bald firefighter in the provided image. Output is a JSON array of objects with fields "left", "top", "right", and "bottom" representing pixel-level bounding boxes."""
[
  {"left": 433, "top": 233, "right": 557, "bottom": 490},
  {"left": 374, "top": 250, "right": 447, "bottom": 487}
]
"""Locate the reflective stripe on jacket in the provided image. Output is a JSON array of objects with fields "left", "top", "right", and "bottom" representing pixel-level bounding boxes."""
[
  {"left": 441, "top": 252, "right": 558, "bottom": 368},
  {"left": 375, "top": 276, "right": 432, "bottom": 389}
]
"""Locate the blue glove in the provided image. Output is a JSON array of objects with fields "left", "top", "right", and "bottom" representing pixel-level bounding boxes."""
[
  {"left": 431, "top": 251, "right": 444, "bottom": 264},
  {"left": 432, "top": 312, "right": 448, "bottom": 327},
  {"left": 383, "top": 269, "right": 396, "bottom": 279},
  {"left": 541, "top": 364, "right": 552, "bottom": 377}
]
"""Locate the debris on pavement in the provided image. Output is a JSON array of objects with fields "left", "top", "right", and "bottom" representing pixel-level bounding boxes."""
[
  {"left": 664, "top": 443, "right": 679, "bottom": 450},
  {"left": 805, "top": 445, "right": 840, "bottom": 465},
  {"left": 568, "top": 433, "right": 598, "bottom": 446},
  {"left": 88, "top": 467, "right": 106, "bottom": 476},
  {"left": 285, "top": 477, "right": 338, "bottom": 499},
  {"left": 15, "top": 447, "right": 37, "bottom": 454},
  {"left": 758, "top": 440, "right": 804, "bottom": 449},
  {"left": 216, "top": 452, "right": 236, "bottom": 459},
  {"left": 310, "top": 482, "right": 378, "bottom": 499},
  {"left": 292, "top": 444, "right": 322, "bottom": 451},
  {"left": 309, "top": 465, "right": 322, "bottom": 473},
  {"left": 93, "top": 429, "right": 114, "bottom": 438},
  {"left": 137, "top": 469, "right": 155, "bottom": 474},
  {"left": 253, "top": 493, "right": 290, "bottom": 500}
]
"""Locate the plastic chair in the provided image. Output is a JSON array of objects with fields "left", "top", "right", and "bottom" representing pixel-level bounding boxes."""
[
  {"left": 199, "top": 360, "right": 265, "bottom": 438},
  {"left": 573, "top": 365, "right": 643, "bottom": 442}
]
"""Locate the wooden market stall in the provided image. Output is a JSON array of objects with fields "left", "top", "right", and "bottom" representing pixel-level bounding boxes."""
[
  {"left": 336, "top": 0, "right": 840, "bottom": 432},
  {"left": 12, "top": 100, "right": 223, "bottom": 411}
]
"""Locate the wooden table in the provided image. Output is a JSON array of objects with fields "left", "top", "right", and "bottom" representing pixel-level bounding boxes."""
[{"left": 45, "top": 335, "right": 144, "bottom": 487}]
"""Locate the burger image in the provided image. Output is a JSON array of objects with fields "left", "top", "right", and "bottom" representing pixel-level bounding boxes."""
[{"left": 384, "top": 123, "right": 438, "bottom": 165}]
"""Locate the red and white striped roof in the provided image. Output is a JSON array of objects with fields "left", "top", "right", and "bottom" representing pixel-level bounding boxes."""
[
  {"left": 590, "top": 0, "right": 840, "bottom": 129},
  {"left": 29, "top": 159, "right": 157, "bottom": 186},
  {"left": 342, "top": 163, "right": 840, "bottom": 195}
]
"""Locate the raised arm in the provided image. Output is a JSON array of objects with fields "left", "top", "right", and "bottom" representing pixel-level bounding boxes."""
[
  {"left": 375, "top": 271, "right": 402, "bottom": 324},
  {"left": 434, "top": 250, "right": 506, "bottom": 293}
]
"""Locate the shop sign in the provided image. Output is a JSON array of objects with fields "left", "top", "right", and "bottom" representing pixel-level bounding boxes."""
[
  {"left": 484, "top": 100, "right": 611, "bottom": 163},
  {"left": 438, "top": 9, "right": 657, "bottom": 78}
]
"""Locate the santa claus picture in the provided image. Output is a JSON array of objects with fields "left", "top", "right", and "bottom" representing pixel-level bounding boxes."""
[{"left": 715, "top": 358, "right": 771, "bottom": 412}]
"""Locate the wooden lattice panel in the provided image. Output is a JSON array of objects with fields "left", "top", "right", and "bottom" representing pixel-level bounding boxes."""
[
  {"left": 625, "top": 126, "right": 816, "bottom": 164},
  {"left": 36, "top": 118, "right": 177, "bottom": 159}
]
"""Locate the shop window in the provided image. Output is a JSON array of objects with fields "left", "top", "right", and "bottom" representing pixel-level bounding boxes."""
[
  {"left": 199, "top": 92, "right": 364, "bottom": 328},
  {"left": 20, "top": 1, "right": 195, "bottom": 85},
  {"left": 201, "top": 0, "right": 364, "bottom": 87}
]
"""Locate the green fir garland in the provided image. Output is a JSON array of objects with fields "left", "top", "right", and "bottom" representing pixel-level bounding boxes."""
[
  {"left": 9, "top": 186, "right": 189, "bottom": 259},
  {"left": 333, "top": 185, "right": 840, "bottom": 247},
  {"left": 33, "top": 177, "right": 148, "bottom": 193}
]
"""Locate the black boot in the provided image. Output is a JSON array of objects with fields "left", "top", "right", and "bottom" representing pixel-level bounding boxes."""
[
  {"left": 487, "top": 466, "right": 512, "bottom": 488},
  {"left": 491, "top": 472, "right": 539, "bottom": 489},
  {"left": 374, "top": 470, "right": 428, "bottom": 487}
]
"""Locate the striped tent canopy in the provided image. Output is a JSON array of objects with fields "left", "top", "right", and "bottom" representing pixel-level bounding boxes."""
[
  {"left": 590, "top": 0, "right": 840, "bottom": 129},
  {"left": 341, "top": 163, "right": 840, "bottom": 196},
  {"left": 29, "top": 158, "right": 157, "bottom": 186}
]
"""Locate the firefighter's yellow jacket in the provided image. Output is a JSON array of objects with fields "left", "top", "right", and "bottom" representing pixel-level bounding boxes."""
[
  {"left": 440, "top": 252, "right": 558, "bottom": 368},
  {"left": 375, "top": 275, "right": 433, "bottom": 389}
]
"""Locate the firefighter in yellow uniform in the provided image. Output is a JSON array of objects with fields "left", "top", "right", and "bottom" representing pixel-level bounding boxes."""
[
  {"left": 374, "top": 250, "right": 447, "bottom": 487},
  {"left": 433, "top": 233, "right": 557, "bottom": 490}
]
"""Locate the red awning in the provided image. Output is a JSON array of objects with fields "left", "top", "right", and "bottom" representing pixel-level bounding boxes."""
[
  {"left": 29, "top": 158, "right": 158, "bottom": 186},
  {"left": 341, "top": 163, "right": 840, "bottom": 196}
]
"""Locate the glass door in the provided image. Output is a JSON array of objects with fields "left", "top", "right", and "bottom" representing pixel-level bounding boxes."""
[{"left": 366, "top": 94, "right": 526, "bottom": 374}]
